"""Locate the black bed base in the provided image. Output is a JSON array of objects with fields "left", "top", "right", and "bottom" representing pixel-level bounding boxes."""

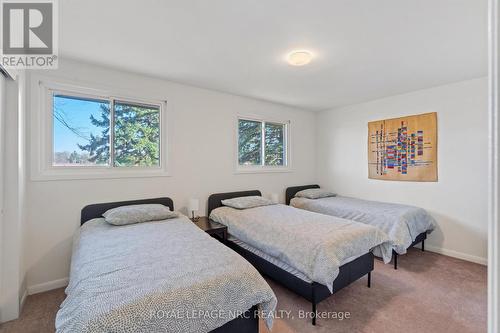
[
  {"left": 211, "top": 305, "right": 258, "bottom": 333},
  {"left": 392, "top": 231, "right": 427, "bottom": 270},
  {"left": 228, "top": 241, "right": 373, "bottom": 326}
]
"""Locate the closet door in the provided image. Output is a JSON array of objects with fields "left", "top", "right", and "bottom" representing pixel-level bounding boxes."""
[
  {"left": 0, "top": 73, "right": 4, "bottom": 282},
  {"left": 0, "top": 73, "right": 4, "bottom": 321}
]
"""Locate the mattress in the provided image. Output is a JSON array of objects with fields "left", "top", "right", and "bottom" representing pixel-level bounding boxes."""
[
  {"left": 56, "top": 216, "right": 276, "bottom": 333},
  {"left": 210, "top": 204, "right": 391, "bottom": 291},
  {"left": 229, "top": 236, "right": 366, "bottom": 283},
  {"left": 290, "top": 196, "right": 436, "bottom": 255}
]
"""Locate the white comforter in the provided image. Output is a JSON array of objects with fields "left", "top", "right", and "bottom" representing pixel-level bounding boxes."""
[
  {"left": 210, "top": 204, "right": 392, "bottom": 292},
  {"left": 56, "top": 216, "right": 276, "bottom": 333},
  {"left": 290, "top": 196, "right": 436, "bottom": 255}
]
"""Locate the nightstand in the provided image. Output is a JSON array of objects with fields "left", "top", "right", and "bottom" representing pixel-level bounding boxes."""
[{"left": 192, "top": 216, "right": 227, "bottom": 243}]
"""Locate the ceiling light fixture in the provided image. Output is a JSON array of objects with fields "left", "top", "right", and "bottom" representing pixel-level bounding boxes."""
[{"left": 287, "top": 50, "right": 313, "bottom": 66}]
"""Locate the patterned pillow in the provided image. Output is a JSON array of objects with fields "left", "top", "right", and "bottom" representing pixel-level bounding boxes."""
[
  {"left": 221, "top": 196, "right": 274, "bottom": 209},
  {"left": 295, "top": 188, "right": 336, "bottom": 199},
  {"left": 103, "top": 204, "right": 178, "bottom": 226}
]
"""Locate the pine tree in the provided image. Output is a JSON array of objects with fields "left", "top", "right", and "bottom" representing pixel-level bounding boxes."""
[
  {"left": 77, "top": 103, "right": 160, "bottom": 166},
  {"left": 238, "top": 120, "right": 284, "bottom": 166},
  {"left": 238, "top": 120, "right": 261, "bottom": 165}
]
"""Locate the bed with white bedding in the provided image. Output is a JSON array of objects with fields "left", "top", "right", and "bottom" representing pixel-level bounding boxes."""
[
  {"left": 228, "top": 237, "right": 368, "bottom": 284},
  {"left": 56, "top": 197, "right": 276, "bottom": 333},
  {"left": 207, "top": 190, "right": 392, "bottom": 325},
  {"left": 286, "top": 185, "right": 436, "bottom": 269}
]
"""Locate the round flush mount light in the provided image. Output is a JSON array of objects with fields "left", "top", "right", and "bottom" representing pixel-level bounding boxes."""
[{"left": 287, "top": 50, "right": 313, "bottom": 66}]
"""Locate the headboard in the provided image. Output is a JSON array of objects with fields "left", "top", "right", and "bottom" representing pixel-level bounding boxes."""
[
  {"left": 207, "top": 190, "right": 262, "bottom": 216},
  {"left": 80, "top": 197, "right": 174, "bottom": 225},
  {"left": 285, "top": 184, "right": 320, "bottom": 205}
]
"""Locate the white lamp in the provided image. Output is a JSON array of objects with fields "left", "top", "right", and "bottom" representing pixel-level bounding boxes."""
[
  {"left": 188, "top": 198, "right": 199, "bottom": 221},
  {"left": 270, "top": 193, "right": 279, "bottom": 204}
]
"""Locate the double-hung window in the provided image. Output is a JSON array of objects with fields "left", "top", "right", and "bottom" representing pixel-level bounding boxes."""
[
  {"left": 32, "top": 79, "right": 168, "bottom": 180},
  {"left": 237, "top": 117, "right": 289, "bottom": 172}
]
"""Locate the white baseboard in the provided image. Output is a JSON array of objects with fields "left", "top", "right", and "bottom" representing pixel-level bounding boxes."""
[
  {"left": 19, "top": 289, "right": 28, "bottom": 311},
  {"left": 27, "top": 277, "right": 68, "bottom": 295},
  {"left": 421, "top": 244, "right": 488, "bottom": 265}
]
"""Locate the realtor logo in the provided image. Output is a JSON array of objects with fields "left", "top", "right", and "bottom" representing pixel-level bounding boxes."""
[{"left": 1, "top": 0, "right": 58, "bottom": 69}]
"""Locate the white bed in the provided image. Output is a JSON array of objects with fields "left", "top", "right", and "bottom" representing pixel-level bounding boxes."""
[
  {"left": 287, "top": 185, "right": 436, "bottom": 269},
  {"left": 209, "top": 203, "right": 392, "bottom": 291},
  {"left": 229, "top": 236, "right": 365, "bottom": 284},
  {"left": 207, "top": 190, "right": 393, "bottom": 325},
  {"left": 56, "top": 199, "right": 276, "bottom": 333}
]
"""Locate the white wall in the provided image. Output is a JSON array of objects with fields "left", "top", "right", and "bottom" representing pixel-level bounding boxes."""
[
  {"left": 23, "top": 59, "right": 317, "bottom": 292},
  {"left": 317, "top": 77, "right": 488, "bottom": 264},
  {"left": 489, "top": 4, "right": 500, "bottom": 331},
  {"left": 1, "top": 73, "right": 27, "bottom": 322}
]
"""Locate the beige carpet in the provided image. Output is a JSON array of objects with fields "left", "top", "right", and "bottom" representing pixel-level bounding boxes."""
[{"left": 1, "top": 249, "right": 486, "bottom": 333}]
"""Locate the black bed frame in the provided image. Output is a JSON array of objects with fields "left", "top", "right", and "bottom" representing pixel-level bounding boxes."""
[
  {"left": 80, "top": 197, "right": 258, "bottom": 333},
  {"left": 285, "top": 185, "right": 428, "bottom": 270},
  {"left": 208, "top": 190, "right": 374, "bottom": 325},
  {"left": 81, "top": 197, "right": 175, "bottom": 224}
]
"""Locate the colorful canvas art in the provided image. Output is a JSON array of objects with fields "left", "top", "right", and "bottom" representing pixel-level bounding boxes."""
[{"left": 368, "top": 112, "right": 437, "bottom": 181}]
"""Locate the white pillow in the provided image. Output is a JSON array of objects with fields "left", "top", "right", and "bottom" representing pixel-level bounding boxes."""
[
  {"left": 103, "top": 204, "right": 178, "bottom": 226},
  {"left": 295, "top": 188, "right": 336, "bottom": 199},
  {"left": 221, "top": 196, "right": 274, "bottom": 209}
]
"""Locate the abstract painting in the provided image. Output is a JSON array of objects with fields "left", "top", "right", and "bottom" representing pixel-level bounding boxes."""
[{"left": 368, "top": 112, "right": 437, "bottom": 181}]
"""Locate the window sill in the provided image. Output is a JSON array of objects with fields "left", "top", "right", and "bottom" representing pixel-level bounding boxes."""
[
  {"left": 234, "top": 167, "right": 292, "bottom": 175},
  {"left": 31, "top": 167, "right": 171, "bottom": 181}
]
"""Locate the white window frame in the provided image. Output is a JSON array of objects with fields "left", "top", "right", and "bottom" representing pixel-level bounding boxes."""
[
  {"left": 31, "top": 78, "right": 170, "bottom": 180},
  {"left": 235, "top": 115, "right": 291, "bottom": 174}
]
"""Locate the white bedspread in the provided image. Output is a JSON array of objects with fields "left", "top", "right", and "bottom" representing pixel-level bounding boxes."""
[
  {"left": 290, "top": 196, "right": 436, "bottom": 255},
  {"left": 56, "top": 216, "right": 276, "bottom": 333},
  {"left": 210, "top": 204, "right": 392, "bottom": 292}
]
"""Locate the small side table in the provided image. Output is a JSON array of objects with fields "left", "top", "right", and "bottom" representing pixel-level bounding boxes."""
[{"left": 192, "top": 216, "right": 227, "bottom": 243}]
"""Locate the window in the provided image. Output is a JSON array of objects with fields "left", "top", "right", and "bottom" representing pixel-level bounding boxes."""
[
  {"left": 238, "top": 119, "right": 262, "bottom": 166},
  {"left": 31, "top": 78, "right": 169, "bottom": 180},
  {"left": 53, "top": 95, "right": 111, "bottom": 166},
  {"left": 264, "top": 122, "right": 285, "bottom": 166},
  {"left": 113, "top": 101, "right": 160, "bottom": 167},
  {"left": 53, "top": 94, "right": 161, "bottom": 168},
  {"left": 237, "top": 117, "right": 289, "bottom": 171}
]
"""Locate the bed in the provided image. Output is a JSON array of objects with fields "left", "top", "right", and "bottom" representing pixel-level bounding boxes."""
[
  {"left": 55, "top": 197, "right": 276, "bottom": 333},
  {"left": 207, "top": 190, "right": 392, "bottom": 325},
  {"left": 286, "top": 185, "right": 436, "bottom": 269}
]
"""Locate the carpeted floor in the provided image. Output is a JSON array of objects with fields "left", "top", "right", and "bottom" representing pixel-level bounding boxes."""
[{"left": 0, "top": 249, "right": 487, "bottom": 333}]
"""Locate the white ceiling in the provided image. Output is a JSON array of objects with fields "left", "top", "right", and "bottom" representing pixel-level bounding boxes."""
[{"left": 59, "top": 0, "right": 488, "bottom": 111}]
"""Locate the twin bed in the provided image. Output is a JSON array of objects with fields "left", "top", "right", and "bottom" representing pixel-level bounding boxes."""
[
  {"left": 57, "top": 185, "right": 436, "bottom": 331},
  {"left": 286, "top": 185, "right": 436, "bottom": 269},
  {"left": 207, "top": 190, "right": 392, "bottom": 325},
  {"left": 56, "top": 198, "right": 276, "bottom": 333}
]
